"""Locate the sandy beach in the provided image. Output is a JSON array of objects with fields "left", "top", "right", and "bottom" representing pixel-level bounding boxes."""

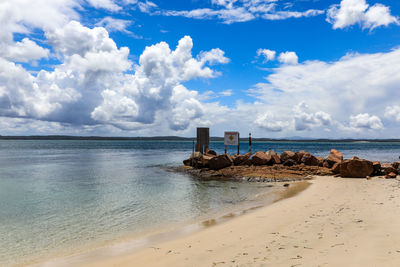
[{"left": 54, "top": 175, "right": 399, "bottom": 267}]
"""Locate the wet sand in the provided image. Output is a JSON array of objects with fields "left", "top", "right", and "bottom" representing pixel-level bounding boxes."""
[{"left": 41, "top": 176, "right": 400, "bottom": 266}]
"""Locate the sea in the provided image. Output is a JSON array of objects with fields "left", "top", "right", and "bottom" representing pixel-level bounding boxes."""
[{"left": 1, "top": 139, "right": 400, "bottom": 266}]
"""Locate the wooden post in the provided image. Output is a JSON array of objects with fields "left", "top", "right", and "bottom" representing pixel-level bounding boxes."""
[{"left": 249, "top": 132, "right": 252, "bottom": 153}]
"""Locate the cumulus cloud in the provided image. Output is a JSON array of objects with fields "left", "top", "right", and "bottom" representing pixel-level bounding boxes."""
[
  {"left": 384, "top": 105, "right": 400, "bottom": 122},
  {"left": 257, "top": 48, "right": 276, "bottom": 62},
  {"left": 254, "top": 113, "right": 290, "bottom": 132},
  {"left": 349, "top": 113, "right": 384, "bottom": 130},
  {"left": 327, "top": 0, "right": 399, "bottom": 30},
  {"left": 293, "top": 102, "right": 332, "bottom": 131},
  {"left": 86, "top": 0, "right": 121, "bottom": 11},
  {"left": 1, "top": 38, "right": 49, "bottom": 62},
  {"left": 278, "top": 51, "right": 298, "bottom": 65}
]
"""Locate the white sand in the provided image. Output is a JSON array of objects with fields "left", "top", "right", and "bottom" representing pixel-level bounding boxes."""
[{"left": 46, "top": 176, "right": 400, "bottom": 267}]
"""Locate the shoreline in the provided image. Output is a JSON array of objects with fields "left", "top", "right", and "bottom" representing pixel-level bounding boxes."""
[
  {"left": 33, "top": 180, "right": 310, "bottom": 267},
  {"left": 43, "top": 175, "right": 400, "bottom": 267}
]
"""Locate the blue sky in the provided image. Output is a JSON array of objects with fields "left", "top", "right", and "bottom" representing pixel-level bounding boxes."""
[{"left": 1, "top": 0, "right": 400, "bottom": 138}]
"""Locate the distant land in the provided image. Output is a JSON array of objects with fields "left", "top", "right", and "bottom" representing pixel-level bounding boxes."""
[{"left": 0, "top": 135, "right": 399, "bottom": 142}]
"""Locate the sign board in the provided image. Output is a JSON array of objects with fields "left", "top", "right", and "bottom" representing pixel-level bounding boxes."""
[{"left": 224, "top": 131, "right": 239, "bottom": 146}]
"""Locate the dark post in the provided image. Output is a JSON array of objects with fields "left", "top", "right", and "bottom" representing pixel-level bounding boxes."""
[
  {"left": 237, "top": 133, "right": 240, "bottom": 155},
  {"left": 196, "top": 127, "right": 209, "bottom": 154},
  {"left": 192, "top": 139, "right": 195, "bottom": 155},
  {"left": 249, "top": 132, "right": 252, "bottom": 153}
]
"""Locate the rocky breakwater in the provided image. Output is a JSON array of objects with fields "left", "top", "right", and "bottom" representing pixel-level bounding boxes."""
[
  {"left": 180, "top": 148, "right": 400, "bottom": 181},
  {"left": 181, "top": 149, "right": 334, "bottom": 182}
]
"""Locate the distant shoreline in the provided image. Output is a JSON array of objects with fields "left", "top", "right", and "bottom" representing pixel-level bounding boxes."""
[{"left": 0, "top": 135, "right": 400, "bottom": 142}]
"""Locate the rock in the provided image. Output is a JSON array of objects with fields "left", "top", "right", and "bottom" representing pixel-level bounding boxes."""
[
  {"left": 381, "top": 163, "right": 398, "bottom": 175},
  {"left": 323, "top": 161, "right": 330, "bottom": 168},
  {"left": 326, "top": 149, "right": 343, "bottom": 166},
  {"left": 295, "top": 151, "right": 308, "bottom": 164},
  {"left": 205, "top": 147, "right": 217, "bottom": 156},
  {"left": 183, "top": 158, "right": 191, "bottom": 166},
  {"left": 339, "top": 159, "right": 374, "bottom": 178},
  {"left": 392, "top": 161, "right": 400, "bottom": 170},
  {"left": 351, "top": 156, "right": 359, "bottom": 160},
  {"left": 372, "top": 161, "right": 381, "bottom": 176},
  {"left": 283, "top": 159, "right": 296, "bottom": 167},
  {"left": 332, "top": 162, "right": 341, "bottom": 174},
  {"left": 366, "top": 176, "right": 371, "bottom": 180},
  {"left": 251, "top": 151, "right": 272, "bottom": 166},
  {"left": 317, "top": 157, "right": 325, "bottom": 167},
  {"left": 209, "top": 154, "right": 233, "bottom": 170},
  {"left": 280, "top": 151, "right": 298, "bottom": 163},
  {"left": 386, "top": 172, "right": 397, "bottom": 179},
  {"left": 233, "top": 152, "right": 252, "bottom": 166},
  {"left": 266, "top": 151, "right": 281, "bottom": 164},
  {"left": 301, "top": 153, "right": 319, "bottom": 166}
]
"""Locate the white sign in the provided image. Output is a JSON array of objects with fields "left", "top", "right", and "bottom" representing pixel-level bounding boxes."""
[{"left": 224, "top": 131, "right": 239, "bottom": 146}]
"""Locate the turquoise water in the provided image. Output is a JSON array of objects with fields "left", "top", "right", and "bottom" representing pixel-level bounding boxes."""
[{"left": 1, "top": 140, "right": 400, "bottom": 266}]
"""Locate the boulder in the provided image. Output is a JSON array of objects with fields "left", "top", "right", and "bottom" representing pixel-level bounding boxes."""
[
  {"left": 205, "top": 147, "right": 217, "bottom": 156},
  {"left": 283, "top": 159, "right": 296, "bottom": 167},
  {"left": 209, "top": 154, "right": 233, "bottom": 170},
  {"left": 317, "top": 157, "right": 325, "bottom": 167},
  {"left": 233, "top": 152, "right": 252, "bottom": 166},
  {"left": 266, "top": 150, "right": 281, "bottom": 164},
  {"left": 251, "top": 151, "right": 272, "bottom": 166},
  {"left": 295, "top": 151, "right": 308, "bottom": 164},
  {"left": 326, "top": 149, "right": 343, "bottom": 166},
  {"left": 372, "top": 161, "right": 381, "bottom": 176},
  {"left": 339, "top": 159, "right": 374, "bottom": 178},
  {"left": 386, "top": 172, "right": 397, "bottom": 179},
  {"left": 301, "top": 153, "right": 319, "bottom": 166},
  {"left": 183, "top": 158, "right": 191, "bottom": 166},
  {"left": 280, "top": 151, "right": 298, "bottom": 163},
  {"left": 381, "top": 163, "right": 397, "bottom": 175},
  {"left": 332, "top": 162, "right": 341, "bottom": 174},
  {"left": 392, "top": 161, "right": 400, "bottom": 170},
  {"left": 322, "top": 161, "right": 330, "bottom": 168}
]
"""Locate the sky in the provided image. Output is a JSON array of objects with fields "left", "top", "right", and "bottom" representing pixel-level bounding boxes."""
[{"left": 1, "top": 0, "right": 400, "bottom": 138}]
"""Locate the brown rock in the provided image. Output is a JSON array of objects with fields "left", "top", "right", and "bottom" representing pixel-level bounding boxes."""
[
  {"left": 326, "top": 149, "right": 343, "bottom": 166},
  {"left": 205, "top": 147, "right": 217, "bottom": 156},
  {"left": 387, "top": 172, "right": 397, "bottom": 179},
  {"left": 317, "top": 157, "right": 325, "bottom": 167},
  {"left": 283, "top": 159, "right": 296, "bottom": 166},
  {"left": 372, "top": 161, "right": 381, "bottom": 175},
  {"left": 301, "top": 153, "right": 319, "bottom": 166},
  {"left": 323, "top": 161, "right": 330, "bottom": 168},
  {"left": 233, "top": 152, "right": 252, "bottom": 166},
  {"left": 392, "top": 162, "right": 400, "bottom": 170},
  {"left": 332, "top": 162, "right": 341, "bottom": 174},
  {"left": 340, "top": 159, "right": 374, "bottom": 178},
  {"left": 280, "top": 151, "right": 298, "bottom": 163},
  {"left": 351, "top": 156, "right": 359, "bottom": 160},
  {"left": 266, "top": 150, "right": 281, "bottom": 164},
  {"left": 251, "top": 151, "right": 272, "bottom": 166},
  {"left": 295, "top": 151, "right": 308, "bottom": 164},
  {"left": 382, "top": 163, "right": 397, "bottom": 175},
  {"left": 209, "top": 154, "right": 232, "bottom": 170}
]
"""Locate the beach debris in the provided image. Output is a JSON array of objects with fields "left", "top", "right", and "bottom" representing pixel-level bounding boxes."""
[{"left": 339, "top": 158, "right": 374, "bottom": 178}]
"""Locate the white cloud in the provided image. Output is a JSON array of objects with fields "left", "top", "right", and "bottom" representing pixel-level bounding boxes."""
[
  {"left": 293, "top": 102, "right": 332, "bottom": 131},
  {"left": 254, "top": 113, "right": 289, "bottom": 132},
  {"left": 1, "top": 38, "right": 49, "bottom": 62},
  {"left": 349, "top": 113, "right": 384, "bottom": 130},
  {"left": 278, "top": 51, "right": 298, "bottom": 65},
  {"left": 157, "top": 0, "right": 323, "bottom": 24},
  {"left": 327, "top": 0, "right": 398, "bottom": 30},
  {"left": 257, "top": 48, "right": 276, "bottom": 62},
  {"left": 384, "top": 105, "right": 400, "bottom": 122},
  {"left": 96, "top": 17, "right": 132, "bottom": 33},
  {"left": 86, "top": 0, "right": 121, "bottom": 11}
]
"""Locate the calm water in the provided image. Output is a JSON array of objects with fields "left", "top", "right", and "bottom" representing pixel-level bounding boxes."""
[{"left": 1, "top": 140, "right": 400, "bottom": 266}]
